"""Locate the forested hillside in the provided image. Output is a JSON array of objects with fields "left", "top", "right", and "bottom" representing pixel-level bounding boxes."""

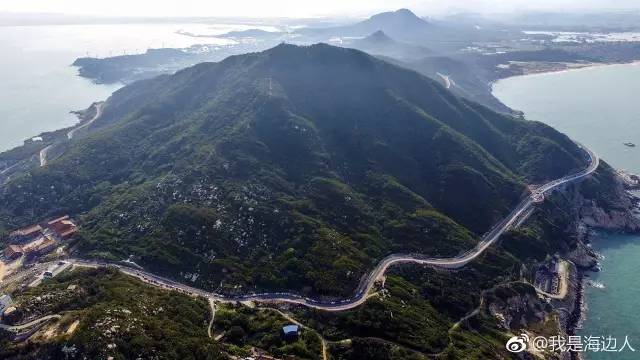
[{"left": 0, "top": 44, "right": 587, "bottom": 297}]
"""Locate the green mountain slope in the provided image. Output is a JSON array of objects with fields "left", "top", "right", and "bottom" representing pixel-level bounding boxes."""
[{"left": 0, "top": 44, "right": 586, "bottom": 297}]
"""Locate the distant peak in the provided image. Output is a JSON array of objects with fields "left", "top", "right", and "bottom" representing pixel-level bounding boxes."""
[
  {"left": 367, "top": 8, "right": 429, "bottom": 26},
  {"left": 255, "top": 42, "right": 369, "bottom": 66},
  {"left": 395, "top": 8, "right": 417, "bottom": 16},
  {"left": 267, "top": 42, "right": 332, "bottom": 54},
  {"left": 371, "top": 30, "right": 388, "bottom": 37},
  {"left": 363, "top": 30, "right": 394, "bottom": 43}
]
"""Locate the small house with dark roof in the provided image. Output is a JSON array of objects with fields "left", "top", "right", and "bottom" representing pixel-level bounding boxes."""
[{"left": 281, "top": 324, "right": 300, "bottom": 342}]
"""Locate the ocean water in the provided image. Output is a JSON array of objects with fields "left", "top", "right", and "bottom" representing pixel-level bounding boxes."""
[
  {"left": 494, "top": 63, "right": 640, "bottom": 359},
  {"left": 0, "top": 23, "right": 252, "bottom": 153}
]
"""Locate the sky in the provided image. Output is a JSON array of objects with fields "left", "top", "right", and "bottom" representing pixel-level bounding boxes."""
[{"left": 1, "top": 0, "right": 640, "bottom": 18}]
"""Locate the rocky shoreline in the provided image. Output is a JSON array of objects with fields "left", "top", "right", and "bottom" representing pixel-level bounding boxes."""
[{"left": 562, "top": 171, "right": 640, "bottom": 359}]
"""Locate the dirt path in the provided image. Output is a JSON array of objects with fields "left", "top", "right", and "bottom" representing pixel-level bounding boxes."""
[
  {"left": 66, "top": 320, "right": 80, "bottom": 335},
  {"left": 207, "top": 298, "right": 216, "bottom": 339},
  {"left": 0, "top": 260, "right": 5, "bottom": 282},
  {"left": 450, "top": 296, "right": 484, "bottom": 332}
]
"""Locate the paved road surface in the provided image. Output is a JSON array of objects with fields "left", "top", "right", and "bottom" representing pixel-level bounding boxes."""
[
  {"left": 437, "top": 73, "right": 452, "bottom": 89},
  {"left": 0, "top": 261, "right": 5, "bottom": 282},
  {"left": 67, "top": 144, "right": 598, "bottom": 311},
  {"left": 39, "top": 145, "right": 53, "bottom": 167},
  {"left": 0, "top": 162, "right": 20, "bottom": 175},
  {"left": 0, "top": 315, "right": 61, "bottom": 331},
  {"left": 67, "top": 102, "right": 104, "bottom": 140},
  {"left": 39, "top": 103, "right": 105, "bottom": 167}
]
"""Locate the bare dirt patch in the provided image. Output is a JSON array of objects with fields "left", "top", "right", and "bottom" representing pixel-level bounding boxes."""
[{"left": 66, "top": 320, "right": 80, "bottom": 335}]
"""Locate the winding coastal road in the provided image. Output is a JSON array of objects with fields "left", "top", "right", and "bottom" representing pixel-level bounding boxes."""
[
  {"left": 67, "top": 102, "right": 104, "bottom": 140},
  {"left": 65, "top": 143, "right": 599, "bottom": 312},
  {"left": 39, "top": 102, "right": 105, "bottom": 167}
]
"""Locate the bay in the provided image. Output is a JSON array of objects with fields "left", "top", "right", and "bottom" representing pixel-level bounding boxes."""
[
  {"left": 494, "top": 63, "right": 640, "bottom": 359},
  {"left": 0, "top": 23, "right": 250, "bottom": 153}
]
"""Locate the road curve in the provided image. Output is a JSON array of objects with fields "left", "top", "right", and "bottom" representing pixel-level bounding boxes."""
[
  {"left": 0, "top": 315, "right": 61, "bottom": 331},
  {"left": 437, "top": 72, "right": 452, "bottom": 89},
  {"left": 68, "top": 144, "right": 599, "bottom": 312},
  {"left": 39, "top": 103, "right": 105, "bottom": 168},
  {"left": 39, "top": 145, "right": 53, "bottom": 167},
  {"left": 67, "top": 102, "right": 105, "bottom": 140}
]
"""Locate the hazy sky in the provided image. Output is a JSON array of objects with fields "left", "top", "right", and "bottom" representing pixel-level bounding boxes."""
[{"left": 2, "top": 0, "right": 639, "bottom": 18}]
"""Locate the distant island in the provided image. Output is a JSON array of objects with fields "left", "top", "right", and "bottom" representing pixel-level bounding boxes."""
[{"left": 71, "top": 9, "right": 640, "bottom": 115}]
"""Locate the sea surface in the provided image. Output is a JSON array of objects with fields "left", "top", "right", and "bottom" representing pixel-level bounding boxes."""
[
  {"left": 0, "top": 23, "right": 261, "bottom": 153},
  {"left": 494, "top": 63, "right": 640, "bottom": 359}
]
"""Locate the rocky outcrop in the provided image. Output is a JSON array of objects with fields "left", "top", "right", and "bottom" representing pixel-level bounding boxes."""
[
  {"left": 509, "top": 168, "right": 638, "bottom": 359},
  {"left": 580, "top": 201, "right": 640, "bottom": 231},
  {"left": 566, "top": 238, "right": 598, "bottom": 269},
  {"left": 488, "top": 287, "right": 549, "bottom": 331},
  {"left": 576, "top": 172, "right": 640, "bottom": 232}
]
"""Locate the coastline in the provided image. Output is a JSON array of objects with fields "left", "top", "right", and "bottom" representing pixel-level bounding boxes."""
[
  {"left": 491, "top": 61, "right": 640, "bottom": 359},
  {"left": 3, "top": 49, "right": 639, "bottom": 358},
  {"left": 490, "top": 59, "right": 640, "bottom": 89},
  {"left": 564, "top": 183, "right": 640, "bottom": 358}
]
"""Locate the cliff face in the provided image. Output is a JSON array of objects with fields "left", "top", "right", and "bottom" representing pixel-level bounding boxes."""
[
  {"left": 566, "top": 238, "right": 598, "bottom": 269},
  {"left": 571, "top": 164, "right": 640, "bottom": 232},
  {"left": 489, "top": 164, "right": 639, "bottom": 359},
  {"left": 579, "top": 199, "right": 640, "bottom": 231}
]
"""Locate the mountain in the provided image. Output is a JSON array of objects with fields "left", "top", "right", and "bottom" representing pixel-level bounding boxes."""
[
  {"left": 353, "top": 30, "right": 396, "bottom": 46},
  {"left": 0, "top": 43, "right": 587, "bottom": 297},
  {"left": 300, "top": 9, "right": 437, "bottom": 44},
  {"left": 299, "top": 9, "right": 516, "bottom": 51},
  {"left": 400, "top": 55, "right": 511, "bottom": 112},
  {"left": 349, "top": 8, "right": 434, "bottom": 39},
  {"left": 347, "top": 30, "right": 433, "bottom": 60}
]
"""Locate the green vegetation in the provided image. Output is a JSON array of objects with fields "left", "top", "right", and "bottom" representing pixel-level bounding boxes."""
[
  {"left": 0, "top": 44, "right": 588, "bottom": 299},
  {"left": 289, "top": 244, "right": 525, "bottom": 359},
  {"left": 0, "top": 268, "right": 224, "bottom": 360},
  {"left": 214, "top": 303, "right": 322, "bottom": 359}
]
